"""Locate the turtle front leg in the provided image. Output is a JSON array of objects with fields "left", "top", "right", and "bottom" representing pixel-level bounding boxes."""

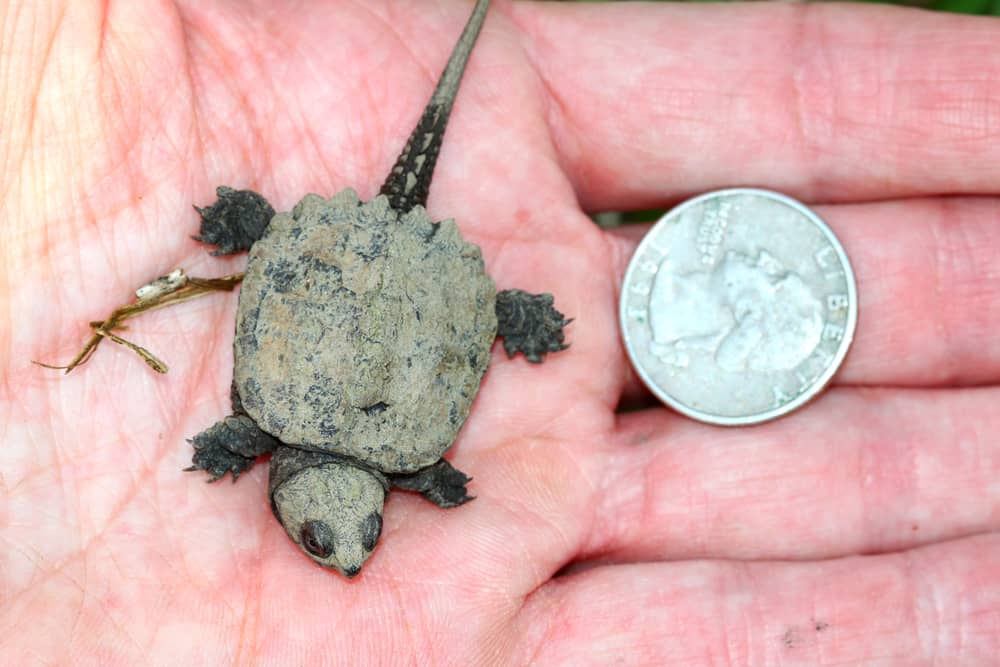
[
  {"left": 390, "top": 459, "right": 473, "bottom": 508},
  {"left": 187, "top": 386, "right": 278, "bottom": 481},
  {"left": 495, "top": 289, "right": 571, "bottom": 363},
  {"left": 186, "top": 414, "right": 279, "bottom": 482},
  {"left": 193, "top": 186, "right": 275, "bottom": 255}
]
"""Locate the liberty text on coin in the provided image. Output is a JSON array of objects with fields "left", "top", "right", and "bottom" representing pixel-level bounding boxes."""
[{"left": 619, "top": 188, "right": 858, "bottom": 426}]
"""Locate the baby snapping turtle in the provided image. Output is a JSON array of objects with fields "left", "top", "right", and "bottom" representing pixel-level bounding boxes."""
[{"left": 183, "top": 0, "right": 569, "bottom": 577}]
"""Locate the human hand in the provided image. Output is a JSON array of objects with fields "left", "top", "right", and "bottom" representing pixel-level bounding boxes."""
[{"left": 2, "top": 1, "right": 999, "bottom": 663}]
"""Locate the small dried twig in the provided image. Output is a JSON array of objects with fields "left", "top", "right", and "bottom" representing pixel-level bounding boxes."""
[{"left": 34, "top": 269, "right": 244, "bottom": 374}]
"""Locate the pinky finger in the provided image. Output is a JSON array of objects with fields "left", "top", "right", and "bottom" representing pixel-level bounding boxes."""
[{"left": 514, "top": 533, "right": 1000, "bottom": 665}]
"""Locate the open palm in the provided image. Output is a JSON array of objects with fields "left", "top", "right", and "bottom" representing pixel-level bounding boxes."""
[{"left": 3, "top": 1, "right": 1000, "bottom": 663}]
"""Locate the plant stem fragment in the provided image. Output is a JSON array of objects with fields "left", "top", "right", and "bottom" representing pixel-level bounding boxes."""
[{"left": 34, "top": 269, "right": 244, "bottom": 374}]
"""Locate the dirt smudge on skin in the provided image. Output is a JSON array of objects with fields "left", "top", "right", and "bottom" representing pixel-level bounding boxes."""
[{"left": 782, "top": 619, "right": 831, "bottom": 648}]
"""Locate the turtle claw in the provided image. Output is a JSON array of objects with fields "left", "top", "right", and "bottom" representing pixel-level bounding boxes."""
[
  {"left": 186, "top": 415, "right": 275, "bottom": 482},
  {"left": 193, "top": 186, "right": 275, "bottom": 255},
  {"left": 186, "top": 438, "right": 255, "bottom": 483},
  {"left": 391, "top": 459, "right": 473, "bottom": 508},
  {"left": 495, "top": 289, "right": 571, "bottom": 363}
]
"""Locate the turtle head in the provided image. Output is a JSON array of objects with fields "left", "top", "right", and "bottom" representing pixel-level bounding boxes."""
[{"left": 270, "top": 451, "right": 386, "bottom": 577}]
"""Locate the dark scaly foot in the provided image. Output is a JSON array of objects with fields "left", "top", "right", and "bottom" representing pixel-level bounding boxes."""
[
  {"left": 391, "top": 459, "right": 473, "bottom": 508},
  {"left": 495, "top": 289, "right": 571, "bottom": 363},
  {"left": 186, "top": 414, "right": 278, "bottom": 482},
  {"left": 193, "top": 186, "right": 275, "bottom": 255}
]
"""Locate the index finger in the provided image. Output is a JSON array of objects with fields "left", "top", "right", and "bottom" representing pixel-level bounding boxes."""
[{"left": 517, "top": 2, "right": 1000, "bottom": 210}]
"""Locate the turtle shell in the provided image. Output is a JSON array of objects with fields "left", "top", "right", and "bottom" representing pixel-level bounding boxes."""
[{"left": 234, "top": 189, "right": 497, "bottom": 473}]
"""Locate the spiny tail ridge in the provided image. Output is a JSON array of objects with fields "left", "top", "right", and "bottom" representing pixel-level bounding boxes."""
[{"left": 380, "top": 0, "right": 490, "bottom": 213}]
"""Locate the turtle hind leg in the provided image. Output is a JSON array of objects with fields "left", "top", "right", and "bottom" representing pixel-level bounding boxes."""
[
  {"left": 186, "top": 414, "right": 278, "bottom": 482},
  {"left": 495, "top": 289, "right": 571, "bottom": 363},
  {"left": 193, "top": 186, "right": 275, "bottom": 255},
  {"left": 391, "top": 459, "right": 473, "bottom": 508}
]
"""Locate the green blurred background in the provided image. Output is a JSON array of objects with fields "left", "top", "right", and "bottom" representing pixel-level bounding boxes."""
[
  {"left": 869, "top": 0, "right": 999, "bottom": 12},
  {"left": 564, "top": 0, "right": 1000, "bottom": 17}
]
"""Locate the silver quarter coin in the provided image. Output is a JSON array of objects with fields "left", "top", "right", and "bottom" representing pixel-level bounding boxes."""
[{"left": 619, "top": 188, "right": 857, "bottom": 425}]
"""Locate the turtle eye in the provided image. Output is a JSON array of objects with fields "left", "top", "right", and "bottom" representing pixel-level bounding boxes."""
[
  {"left": 300, "top": 520, "right": 334, "bottom": 558},
  {"left": 361, "top": 512, "right": 382, "bottom": 552}
]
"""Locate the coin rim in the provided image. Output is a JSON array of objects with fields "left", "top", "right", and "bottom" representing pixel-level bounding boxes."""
[{"left": 618, "top": 187, "right": 858, "bottom": 426}]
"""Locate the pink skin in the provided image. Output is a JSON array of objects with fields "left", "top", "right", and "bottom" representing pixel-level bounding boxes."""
[{"left": 3, "top": 1, "right": 1000, "bottom": 663}]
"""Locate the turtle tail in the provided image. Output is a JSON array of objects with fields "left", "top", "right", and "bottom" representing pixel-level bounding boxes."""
[{"left": 379, "top": 0, "right": 490, "bottom": 214}]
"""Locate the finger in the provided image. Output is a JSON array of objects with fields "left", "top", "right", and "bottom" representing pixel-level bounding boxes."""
[
  {"left": 604, "top": 223, "right": 662, "bottom": 408},
  {"left": 515, "top": 533, "right": 1000, "bottom": 665},
  {"left": 607, "top": 196, "right": 1000, "bottom": 391},
  {"left": 517, "top": 2, "right": 1000, "bottom": 209},
  {"left": 580, "top": 386, "right": 1000, "bottom": 564}
]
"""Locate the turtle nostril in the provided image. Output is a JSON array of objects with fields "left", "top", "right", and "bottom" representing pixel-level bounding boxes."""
[{"left": 343, "top": 566, "right": 361, "bottom": 578}]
